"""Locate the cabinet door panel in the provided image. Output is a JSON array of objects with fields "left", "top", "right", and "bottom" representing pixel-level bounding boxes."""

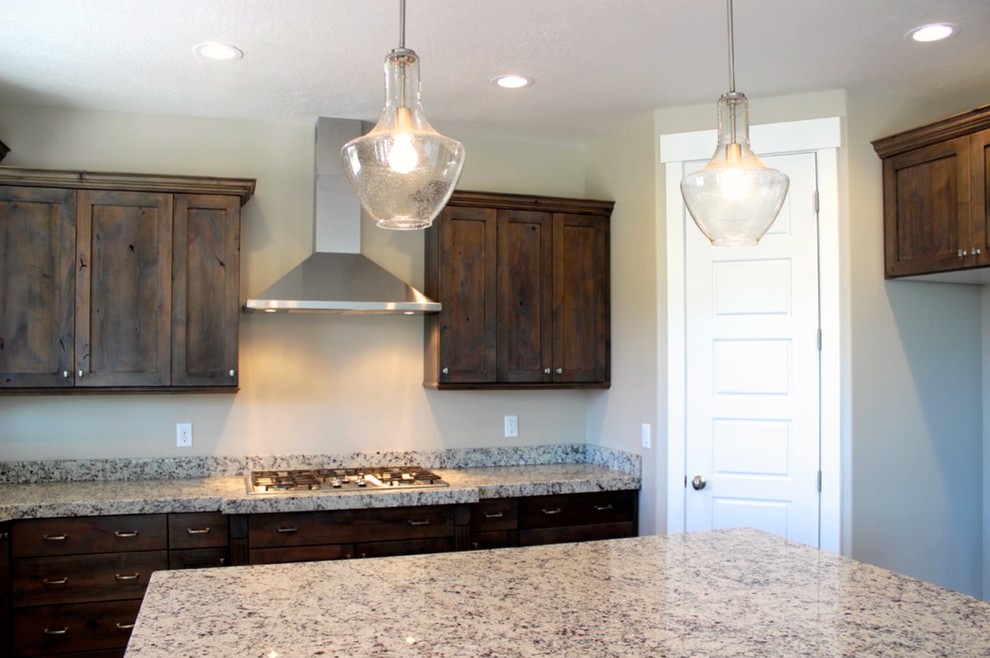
[
  {"left": 973, "top": 129, "right": 990, "bottom": 267},
  {"left": 12, "top": 599, "right": 140, "bottom": 656},
  {"left": 0, "top": 187, "right": 75, "bottom": 388},
  {"left": 497, "top": 210, "right": 552, "bottom": 382},
  {"left": 75, "top": 190, "right": 172, "bottom": 386},
  {"left": 883, "top": 137, "right": 970, "bottom": 277},
  {"left": 172, "top": 194, "right": 240, "bottom": 386},
  {"left": 552, "top": 213, "right": 609, "bottom": 383},
  {"left": 435, "top": 206, "right": 497, "bottom": 383}
]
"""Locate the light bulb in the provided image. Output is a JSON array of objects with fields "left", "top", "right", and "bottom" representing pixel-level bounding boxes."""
[{"left": 387, "top": 132, "right": 418, "bottom": 174}]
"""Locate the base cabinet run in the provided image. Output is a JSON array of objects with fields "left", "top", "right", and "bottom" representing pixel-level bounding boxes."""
[{"left": 5, "top": 512, "right": 227, "bottom": 658}]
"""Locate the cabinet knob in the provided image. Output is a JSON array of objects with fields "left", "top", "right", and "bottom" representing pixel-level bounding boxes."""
[
  {"left": 77, "top": 370, "right": 84, "bottom": 378},
  {"left": 975, "top": 247, "right": 982, "bottom": 256},
  {"left": 958, "top": 249, "right": 968, "bottom": 258},
  {"left": 544, "top": 368, "right": 551, "bottom": 374},
  {"left": 62, "top": 370, "right": 69, "bottom": 379},
  {"left": 441, "top": 367, "right": 449, "bottom": 375},
  {"left": 229, "top": 369, "right": 236, "bottom": 378},
  {"left": 556, "top": 368, "right": 563, "bottom": 375}
]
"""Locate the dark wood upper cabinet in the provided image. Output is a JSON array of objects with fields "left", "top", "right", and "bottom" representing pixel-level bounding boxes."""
[
  {"left": 172, "top": 194, "right": 241, "bottom": 387},
  {"left": 0, "top": 168, "right": 254, "bottom": 393},
  {"left": 873, "top": 105, "right": 990, "bottom": 278},
  {"left": 0, "top": 187, "right": 76, "bottom": 388},
  {"left": 425, "top": 191, "right": 612, "bottom": 389}
]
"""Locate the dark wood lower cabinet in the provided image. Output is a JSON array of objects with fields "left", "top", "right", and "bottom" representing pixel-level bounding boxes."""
[
  {"left": 2, "top": 493, "right": 638, "bottom": 655},
  {"left": 12, "top": 599, "right": 140, "bottom": 657}
]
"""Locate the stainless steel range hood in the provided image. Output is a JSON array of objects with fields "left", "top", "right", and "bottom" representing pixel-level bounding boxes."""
[{"left": 244, "top": 118, "right": 441, "bottom": 314}]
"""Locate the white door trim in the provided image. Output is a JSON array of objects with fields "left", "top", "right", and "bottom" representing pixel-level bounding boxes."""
[{"left": 660, "top": 117, "right": 842, "bottom": 554}]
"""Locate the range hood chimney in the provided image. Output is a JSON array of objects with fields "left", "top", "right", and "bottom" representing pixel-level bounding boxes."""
[{"left": 244, "top": 118, "right": 441, "bottom": 314}]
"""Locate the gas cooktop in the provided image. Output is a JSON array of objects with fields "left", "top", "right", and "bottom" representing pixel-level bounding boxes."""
[{"left": 246, "top": 466, "right": 448, "bottom": 495}]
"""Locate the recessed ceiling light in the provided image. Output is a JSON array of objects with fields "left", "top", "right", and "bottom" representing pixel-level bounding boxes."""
[
  {"left": 906, "top": 23, "right": 958, "bottom": 42},
  {"left": 193, "top": 42, "right": 244, "bottom": 61},
  {"left": 492, "top": 74, "right": 534, "bottom": 89}
]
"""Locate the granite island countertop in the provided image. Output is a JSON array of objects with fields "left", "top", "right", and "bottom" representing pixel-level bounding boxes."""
[
  {"left": 124, "top": 528, "right": 990, "bottom": 657},
  {"left": 0, "top": 463, "right": 639, "bottom": 522}
]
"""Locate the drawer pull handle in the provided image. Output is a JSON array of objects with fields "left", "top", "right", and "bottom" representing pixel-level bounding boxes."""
[
  {"left": 114, "top": 530, "right": 140, "bottom": 538},
  {"left": 115, "top": 573, "right": 141, "bottom": 582},
  {"left": 483, "top": 512, "right": 505, "bottom": 519},
  {"left": 542, "top": 508, "right": 563, "bottom": 515},
  {"left": 186, "top": 527, "right": 212, "bottom": 535},
  {"left": 275, "top": 526, "right": 299, "bottom": 534},
  {"left": 594, "top": 504, "right": 614, "bottom": 512},
  {"left": 115, "top": 623, "right": 136, "bottom": 631},
  {"left": 43, "top": 627, "right": 69, "bottom": 636},
  {"left": 42, "top": 577, "right": 70, "bottom": 586},
  {"left": 408, "top": 519, "right": 431, "bottom": 526},
  {"left": 42, "top": 534, "right": 69, "bottom": 542}
]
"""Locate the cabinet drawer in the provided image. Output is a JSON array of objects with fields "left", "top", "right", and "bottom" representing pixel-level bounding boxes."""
[
  {"left": 168, "top": 547, "right": 229, "bottom": 570},
  {"left": 470, "top": 530, "right": 518, "bottom": 550},
  {"left": 168, "top": 512, "right": 228, "bottom": 549},
  {"left": 12, "top": 515, "right": 167, "bottom": 557},
  {"left": 249, "top": 506, "right": 456, "bottom": 548},
  {"left": 471, "top": 498, "right": 517, "bottom": 532},
  {"left": 518, "top": 491, "right": 636, "bottom": 530},
  {"left": 249, "top": 544, "right": 351, "bottom": 565},
  {"left": 12, "top": 599, "right": 141, "bottom": 656},
  {"left": 519, "top": 521, "right": 636, "bottom": 547},
  {"left": 12, "top": 551, "right": 167, "bottom": 606},
  {"left": 354, "top": 537, "right": 452, "bottom": 559}
]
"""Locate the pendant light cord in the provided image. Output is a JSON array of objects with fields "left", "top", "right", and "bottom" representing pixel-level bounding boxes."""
[
  {"left": 726, "top": 0, "right": 735, "bottom": 93},
  {"left": 399, "top": 0, "right": 406, "bottom": 49}
]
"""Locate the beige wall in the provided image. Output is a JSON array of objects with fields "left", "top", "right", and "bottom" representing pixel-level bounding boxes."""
[
  {"left": 0, "top": 105, "right": 592, "bottom": 460},
  {"left": 584, "top": 111, "right": 660, "bottom": 533}
]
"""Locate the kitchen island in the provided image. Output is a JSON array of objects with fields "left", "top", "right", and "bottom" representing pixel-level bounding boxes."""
[{"left": 124, "top": 529, "right": 990, "bottom": 657}]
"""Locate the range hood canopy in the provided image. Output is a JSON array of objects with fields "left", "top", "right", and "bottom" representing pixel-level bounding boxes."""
[{"left": 244, "top": 118, "right": 440, "bottom": 314}]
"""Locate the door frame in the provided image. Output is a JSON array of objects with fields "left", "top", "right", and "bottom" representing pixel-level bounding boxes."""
[{"left": 660, "top": 117, "right": 842, "bottom": 554}]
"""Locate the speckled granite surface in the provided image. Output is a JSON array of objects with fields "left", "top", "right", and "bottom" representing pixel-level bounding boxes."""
[
  {"left": 0, "top": 443, "right": 639, "bottom": 483},
  {"left": 0, "top": 463, "right": 639, "bottom": 522},
  {"left": 124, "top": 528, "right": 990, "bottom": 657}
]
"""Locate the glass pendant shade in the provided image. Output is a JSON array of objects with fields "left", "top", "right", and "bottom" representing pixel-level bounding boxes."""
[
  {"left": 341, "top": 48, "right": 465, "bottom": 230},
  {"left": 680, "top": 93, "right": 789, "bottom": 247}
]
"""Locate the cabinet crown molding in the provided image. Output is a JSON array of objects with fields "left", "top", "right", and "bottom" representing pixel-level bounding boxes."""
[
  {"left": 0, "top": 166, "right": 255, "bottom": 205},
  {"left": 872, "top": 104, "right": 990, "bottom": 158}
]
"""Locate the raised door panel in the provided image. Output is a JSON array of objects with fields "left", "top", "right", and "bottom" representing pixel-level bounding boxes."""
[
  {"left": 972, "top": 129, "right": 990, "bottom": 267},
  {"left": 172, "top": 194, "right": 240, "bottom": 387},
  {"left": 435, "top": 206, "right": 497, "bottom": 384},
  {"left": 0, "top": 186, "right": 75, "bottom": 388},
  {"left": 883, "top": 136, "right": 970, "bottom": 277},
  {"left": 75, "top": 190, "right": 172, "bottom": 386},
  {"left": 497, "top": 210, "right": 552, "bottom": 383},
  {"left": 551, "top": 213, "right": 609, "bottom": 383}
]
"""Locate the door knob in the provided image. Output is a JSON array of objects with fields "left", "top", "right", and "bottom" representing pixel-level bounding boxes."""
[{"left": 691, "top": 475, "right": 707, "bottom": 491}]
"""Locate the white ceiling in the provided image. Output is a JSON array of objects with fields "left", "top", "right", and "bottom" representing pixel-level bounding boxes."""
[{"left": 1, "top": 0, "right": 988, "bottom": 144}]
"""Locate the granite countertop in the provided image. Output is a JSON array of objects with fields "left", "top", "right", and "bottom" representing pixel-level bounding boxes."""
[
  {"left": 0, "top": 463, "right": 640, "bottom": 522},
  {"left": 124, "top": 528, "right": 990, "bottom": 657}
]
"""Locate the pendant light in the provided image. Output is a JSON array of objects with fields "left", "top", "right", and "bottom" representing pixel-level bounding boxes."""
[
  {"left": 680, "top": 0, "right": 789, "bottom": 246},
  {"left": 341, "top": 0, "right": 465, "bottom": 230}
]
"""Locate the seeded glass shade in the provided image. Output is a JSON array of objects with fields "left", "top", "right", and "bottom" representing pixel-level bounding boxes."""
[
  {"left": 680, "top": 91, "right": 789, "bottom": 246},
  {"left": 341, "top": 48, "right": 465, "bottom": 230}
]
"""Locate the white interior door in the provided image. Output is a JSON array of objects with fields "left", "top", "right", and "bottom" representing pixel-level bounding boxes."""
[{"left": 684, "top": 152, "right": 821, "bottom": 548}]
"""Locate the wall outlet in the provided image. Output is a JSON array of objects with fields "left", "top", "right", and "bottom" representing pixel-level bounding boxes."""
[
  {"left": 504, "top": 415, "right": 519, "bottom": 438},
  {"left": 176, "top": 423, "right": 193, "bottom": 448},
  {"left": 641, "top": 423, "right": 651, "bottom": 449}
]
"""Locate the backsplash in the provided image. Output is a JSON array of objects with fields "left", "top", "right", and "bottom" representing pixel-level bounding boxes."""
[{"left": 0, "top": 444, "right": 640, "bottom": 484}]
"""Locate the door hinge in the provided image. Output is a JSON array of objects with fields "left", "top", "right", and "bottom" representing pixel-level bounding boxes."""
[
  {"left": 813, "top": 190, "right": 820, "bottom": 213},
  {"left": 817, "top": 328, "right": 822, "bottom": 351},
  {"left": 817, "top": 471, "right": 822, "bottom": 492}
]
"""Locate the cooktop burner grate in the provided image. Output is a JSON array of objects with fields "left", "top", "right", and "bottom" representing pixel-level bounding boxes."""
[{"left": 246, "top": 466, "right": 448, "bottom": 495}]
